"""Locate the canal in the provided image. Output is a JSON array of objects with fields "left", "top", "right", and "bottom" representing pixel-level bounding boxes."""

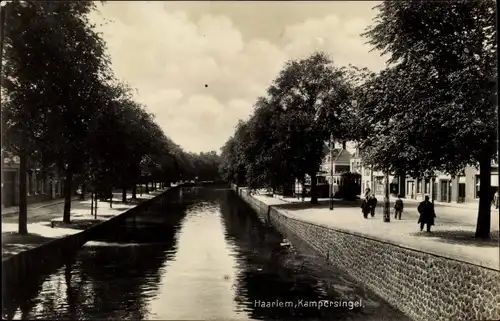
[{"left": 3, "top": 187, "right": 409, "bottom": 320}]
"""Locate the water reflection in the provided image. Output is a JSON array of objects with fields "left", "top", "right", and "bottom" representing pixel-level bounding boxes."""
[
  {"left": 219, "top": 191, "right": 404, "bottom": 320},
  {"left": 3, "top": 188, "right": 409, "bottom": 320}
]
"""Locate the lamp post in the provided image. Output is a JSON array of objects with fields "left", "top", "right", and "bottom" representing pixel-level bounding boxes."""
[
  {"left": 383, "top": 169, "right": 391, "bottom": 222},
  {"left": 329, "top": 133, "right": 334, "bottom": 210}
]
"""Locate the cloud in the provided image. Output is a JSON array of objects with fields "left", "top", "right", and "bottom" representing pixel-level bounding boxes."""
[{"left": 89, "top": 2, "right": 386, "bottom": 153}]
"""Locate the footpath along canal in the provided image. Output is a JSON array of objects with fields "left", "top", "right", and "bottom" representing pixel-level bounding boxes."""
[{"left": 2, "top": 186, "right": 409, "bottom": 320}]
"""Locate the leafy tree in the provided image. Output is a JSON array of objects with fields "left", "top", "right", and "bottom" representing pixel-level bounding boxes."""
[
  {"left": 32, "top": 1, "right": 110, "bottom": 223},
  {"left": 242, "top": 98, "right": 287, "bottom": 192},
  {"left": 219, "top": 120, "right": 250, "bottom": 186},
  {"left": 2, "top": 1, "right": 109, "bottom": 229},
  {"left": 267, "top": 52, "right": 354, "bottom": 203},
  {"left": 363, "top": 0, "right": 497, "bottom": 238}
]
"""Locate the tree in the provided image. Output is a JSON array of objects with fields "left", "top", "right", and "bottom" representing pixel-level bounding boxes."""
[
  {"left": 267, "top": 52, "right": 354, "bottom": 203},
  {"left": 243, "top": 98, "right": 287, "bottom": 192},
  {"left": 2, "top": 1, "right": 109, "bottom": 230},
  {"left": 363, "top": 0, "right": 497, "bottom": 238}
]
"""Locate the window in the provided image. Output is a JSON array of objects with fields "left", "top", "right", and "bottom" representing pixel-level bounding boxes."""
[
  {"left": 416, "top": 179, "right": 421, "bottom": 193},
  {"left": 475, "top": 175, "right": 480, "bottom": 199},
  {"left": 424, "top": 179, "right": 430, "bottom": 194}
]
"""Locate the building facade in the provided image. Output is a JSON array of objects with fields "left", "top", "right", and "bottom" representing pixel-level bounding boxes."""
[
  {"left": 2, "top": 154, "right": 70, "bottom": 209},
  {"left": 319, "top": 142, "right": 353, "bottom": 185},
  {"left": 350, "top": 143, "right": 499, "bottom": 204}
]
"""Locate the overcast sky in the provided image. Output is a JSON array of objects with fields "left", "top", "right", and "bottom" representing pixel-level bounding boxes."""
[{"left": 89, "top": 1, "right": 388, "bottom": 153}]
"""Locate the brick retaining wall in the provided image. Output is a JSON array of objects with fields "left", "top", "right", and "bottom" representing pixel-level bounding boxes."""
[
  {"left": 1, "top": 187, "right": 180, "bottom": 293},
  {"left": 234, "top": 186, "right": 500, "bottom": 321}
]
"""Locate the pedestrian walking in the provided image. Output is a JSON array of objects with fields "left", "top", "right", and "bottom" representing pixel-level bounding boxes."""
[
  {"left": 361, "top": 198, "right": 370, "bottom": 218},
  {"left": 368, "top": 195, "right": 377, "bottom": 217},
  {"left": 417, "top": 195, "right": 436, "bottom": 232},
  {"left": 493, "top": 190, "right": 499, "bottom": 209},
  {"left": 394, "top": 195, "right": 404, "bottom": 220}
]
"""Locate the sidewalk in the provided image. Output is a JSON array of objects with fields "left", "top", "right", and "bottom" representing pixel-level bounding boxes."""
[
  {"left": 1, "top": 188, "right": 168, "bottom": 260},
  {"left": 245, "top": 189, "right": 499, "bottom": 271},
  {"left": 1, "top": 195, "right": 83, "bottom": 216},
  {"left": 270, "top": 191, "right": 482, "bottom": 210},
  {"left": 375, "top": 194, "right": 480, "bottom": 210}
]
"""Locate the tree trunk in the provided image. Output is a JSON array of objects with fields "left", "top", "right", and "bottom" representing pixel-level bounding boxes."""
[
  {"left": 122, "top": 187, "right": 127, "bottom": 203},
  {"left": 90, "top": 192, "right": 94, "bottom": 217},
  {"left": 94, "top": 192, "right": 98, "bottom": 217},
  {"left": 310, "top": 173, "right": 318, "bottom": 204},
  {"left": 398, "top": 171, "right": 406, "bottom": 198},
  {"left": 145, "top": 182, "right": 149, "bottom": 193},
  {"left": 18, "top": 154, "right": 28, "bottom": 235},
  {"left": 132, "top": 184, "right": 137, "bottom": 200},
  {"left": 63, "top": 167, "right": 73, "bottom": 224},
  {"left": 109, "top": 186, "right": 113, "bottom": 208},
  {"left": 475, "top": 157, "right": 492, "bottom": 239}
]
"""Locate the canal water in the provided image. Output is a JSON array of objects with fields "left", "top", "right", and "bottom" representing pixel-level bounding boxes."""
[{"left": 3, "top": 187, "right": 409, "bottom": 320}]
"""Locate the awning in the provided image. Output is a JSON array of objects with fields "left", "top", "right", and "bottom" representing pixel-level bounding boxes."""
[{"left": 476, "top": 175, "right": 499, "bottom": 187}]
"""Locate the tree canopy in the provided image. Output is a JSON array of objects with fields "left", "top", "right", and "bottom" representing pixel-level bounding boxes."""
[
  {"left": 359, "top": 0, "right": 497, "bottom": 238},
  {"left": 220, "top": 52, "right": 358, "bottom": 203},
  {"left": 1, "top": 1, "right": 221, "bottom": 233},
  {"left": 220, "top": 1, "right": 497, "bottom": 238}
]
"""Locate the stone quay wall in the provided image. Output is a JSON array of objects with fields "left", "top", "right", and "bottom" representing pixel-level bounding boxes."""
[
  {"left": 2, "top": 187, "right": 180, "bottom": 290},
  {"left": 232, "top": 186, "right": 500, "bottom": 321}
]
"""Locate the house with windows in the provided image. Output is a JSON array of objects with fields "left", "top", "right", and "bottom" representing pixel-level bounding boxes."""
[
  {"left": 352, "top": 145, "right": 498, "bottom": 205},
  {"left": 428, "top": 161, "right": 498, "bottom": 204},
  {"left": 1, "top": 153, "right": 73, "bottom": 209},
  {"left": 318, "top": 141, "right": 353, "bottom": 185},
  {"left": 293, "top": 141, "right": 354, "bottom": 196}
]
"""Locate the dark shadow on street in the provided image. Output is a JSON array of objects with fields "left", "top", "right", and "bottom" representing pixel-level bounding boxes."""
[{"left": 409, "top": 230, "right": 499, "bottom": 248}]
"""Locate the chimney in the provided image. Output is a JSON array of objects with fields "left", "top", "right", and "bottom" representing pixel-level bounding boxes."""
[{"left": 342, "top": 141, "right": 346, "bottom": 150}]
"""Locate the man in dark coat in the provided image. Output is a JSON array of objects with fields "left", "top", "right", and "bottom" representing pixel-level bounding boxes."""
[
  {"left": 417, "top": 195, "right": 436, "bottom": 232},
  {"left": 361, "top": 199, "right": 370, "bottom": 218},
  {"left": 368, "top": 196, "right": 377, "bottom": 217}
]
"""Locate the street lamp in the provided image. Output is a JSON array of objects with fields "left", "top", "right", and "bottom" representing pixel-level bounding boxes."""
[
  {"left": 383, "top": 168, "right": 391, "bottom": 222},
  {"left": 329, "top": 133, "right": 334, "bottom": 210}
]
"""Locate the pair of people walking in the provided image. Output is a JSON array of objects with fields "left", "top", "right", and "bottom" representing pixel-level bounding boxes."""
[
  {"left": 361, "top": 188, "right": 377, "bottom": 219},
  {"left": 393, "top": 194, "right": 435, "bottom": 232},
  {"left": 361, "top": 190, "right": 435, "bottom": 232}
]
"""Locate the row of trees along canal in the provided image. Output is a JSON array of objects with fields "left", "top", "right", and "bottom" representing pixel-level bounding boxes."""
[
  {"left": 219, "top": 0, "right": 497, "bottom": 239},
  {"left": 0, "top": 1, "right": 222, "bottom": 235}
]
